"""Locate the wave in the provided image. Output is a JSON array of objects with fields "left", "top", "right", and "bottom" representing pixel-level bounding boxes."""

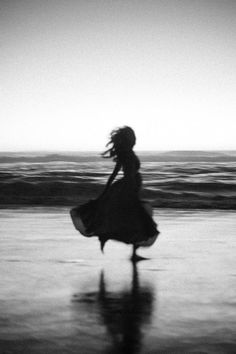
[
  {"left": 1, "top": 178, "right": 236, "bottom": 210},
  {"left": 1, "top": 150, "right": 236, "bottom": 163},
  {"left": 0, "top": 153, "right": 236, "bottom": 209}
]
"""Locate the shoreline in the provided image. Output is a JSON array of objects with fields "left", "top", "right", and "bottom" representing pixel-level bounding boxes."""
[{"left": 1, "top": 203, "right": 236, "bottom": 211}]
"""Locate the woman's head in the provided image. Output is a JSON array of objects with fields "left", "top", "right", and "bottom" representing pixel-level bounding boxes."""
[{"left": 102, "top": 126, "right": 136, "bottom": 159}]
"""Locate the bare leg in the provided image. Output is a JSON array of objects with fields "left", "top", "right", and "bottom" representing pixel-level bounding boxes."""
[{"left": 132, "top": 244, "right": 137, "bottom": 259}]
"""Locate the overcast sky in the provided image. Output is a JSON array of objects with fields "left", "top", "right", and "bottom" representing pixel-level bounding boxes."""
[{"left": 1, "top": 0, "right": 236, "bottom": 151}]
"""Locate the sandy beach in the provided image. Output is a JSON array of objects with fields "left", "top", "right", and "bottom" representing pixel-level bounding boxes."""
[{"left": 0, "top": 207, "right": 235, "bottom": 353}]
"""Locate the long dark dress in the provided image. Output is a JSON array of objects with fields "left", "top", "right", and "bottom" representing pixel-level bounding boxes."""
[{"left": 70, "top": 150, "right": 159, "bottom": 247}]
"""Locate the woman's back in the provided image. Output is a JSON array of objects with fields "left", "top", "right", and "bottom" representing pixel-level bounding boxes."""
[{"left": 119, "top": 150, "right": 140, "bottom": 178}]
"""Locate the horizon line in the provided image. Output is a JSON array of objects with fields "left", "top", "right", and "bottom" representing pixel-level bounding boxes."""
[{"left": 0, "top": 149, "right": 236, "bottom": 154}]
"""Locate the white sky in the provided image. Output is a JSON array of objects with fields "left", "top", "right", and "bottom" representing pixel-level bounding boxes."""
[{"left": 1, "top": 0, "right": 236, "bottom": 151}]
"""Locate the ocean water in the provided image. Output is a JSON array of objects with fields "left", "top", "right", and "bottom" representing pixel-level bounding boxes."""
[
  {"left": 0, "top": 151, "right": 236, "bottom": 209},
  {"left": 1, "top": 151, "right": 236, "bottom": 352}
]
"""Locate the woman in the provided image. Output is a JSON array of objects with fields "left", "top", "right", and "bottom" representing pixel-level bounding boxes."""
[{"left": 70, "top": 126, "right": 159, "bottom": 260}]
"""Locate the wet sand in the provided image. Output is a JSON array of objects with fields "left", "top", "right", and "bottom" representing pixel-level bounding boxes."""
[{"left": 0, "top": 208, "right": 235, "bottom": 353}]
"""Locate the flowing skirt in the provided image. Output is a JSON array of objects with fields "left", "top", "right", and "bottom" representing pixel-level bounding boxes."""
[{"left": 70, "top": 177, "right": 159, "bottom": 247}]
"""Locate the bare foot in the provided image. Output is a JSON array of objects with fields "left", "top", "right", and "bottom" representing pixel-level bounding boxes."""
[{"left": 130, "top": 253, "right": 149, "bottom": 263}]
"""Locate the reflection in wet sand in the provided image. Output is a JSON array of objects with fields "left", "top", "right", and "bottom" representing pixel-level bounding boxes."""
[
  {"left": 72, "top": 263, "right": 155, "bottom": 353},
  {"left": 1, "top": 209, "right": 236, "bottom": 352}
]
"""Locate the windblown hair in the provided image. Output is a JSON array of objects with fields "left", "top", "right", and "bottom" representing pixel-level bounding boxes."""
[{"left": 102, "top": 126, "right": 136, "bottom": 160}]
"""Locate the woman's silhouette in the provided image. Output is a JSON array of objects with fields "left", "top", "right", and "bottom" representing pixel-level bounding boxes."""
[{"left": 70, "top": 126, "right": 159, "bottom": 260}]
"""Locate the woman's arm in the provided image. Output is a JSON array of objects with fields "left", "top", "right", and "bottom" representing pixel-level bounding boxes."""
[{"left": 101, "top": 161, "right": 121, "bottom": 196}]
